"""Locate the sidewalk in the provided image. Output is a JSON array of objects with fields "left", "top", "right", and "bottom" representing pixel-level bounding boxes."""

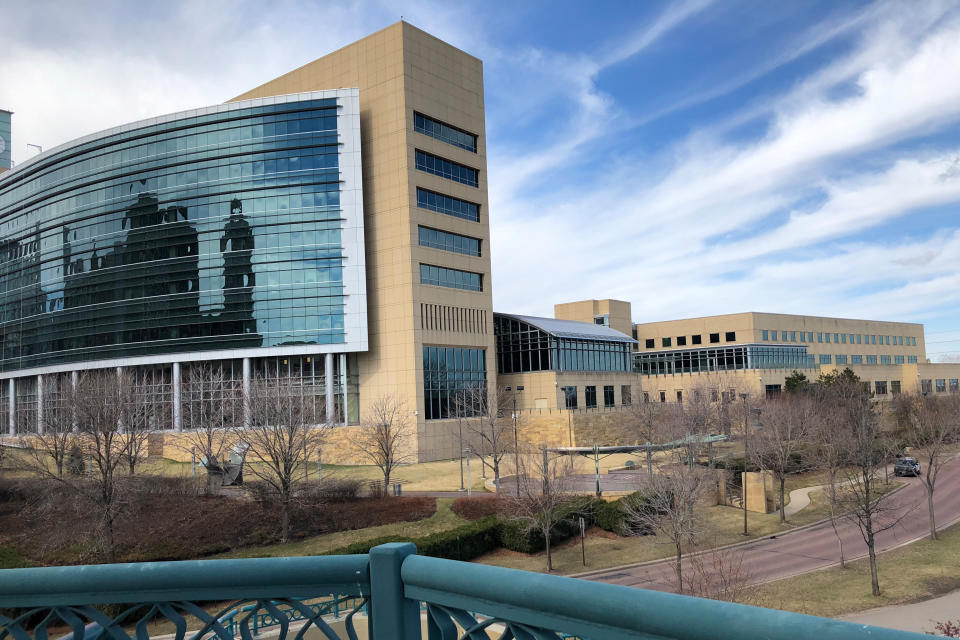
[{"left": 840, "top": 589, "right": 960, "bottom": 633}]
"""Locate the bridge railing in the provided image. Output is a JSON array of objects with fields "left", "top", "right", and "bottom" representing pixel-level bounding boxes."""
[{"left": 0, "top": 542, "right": 930, "bottom": 640}]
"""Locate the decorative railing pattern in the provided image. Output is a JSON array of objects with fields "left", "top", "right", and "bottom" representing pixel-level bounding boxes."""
[{"left": 0, "top": 543, "right": 930, "bottom": 640}]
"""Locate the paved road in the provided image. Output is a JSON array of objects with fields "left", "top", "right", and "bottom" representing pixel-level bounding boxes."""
[
  {"left": 840, "top": 588, "right": 960, "bottom": 633},
  {"left": 579, "top": 458, "right": 960, "bottom": 592}
]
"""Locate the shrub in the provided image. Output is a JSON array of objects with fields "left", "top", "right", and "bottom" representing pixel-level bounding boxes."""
[
  {"left": 300, "top": 478, "right": 363, "bottom": 502},
  {"left": 327, "top": 515, "right": 501, "bottom": 561},
  {"left": 451, "top": 496, "right": 503, "bottom": 520}
]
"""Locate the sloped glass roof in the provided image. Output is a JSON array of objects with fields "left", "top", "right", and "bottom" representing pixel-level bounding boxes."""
[{"left": 494, "top": 313, "right": 636, "bottom": 343}]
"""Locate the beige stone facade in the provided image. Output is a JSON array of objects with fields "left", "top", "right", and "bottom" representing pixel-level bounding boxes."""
[
  {"left": 233, "top": 22, "right": 495, "bottom": 462},
  {"left": 554, "top": 299, "right": 633, "bottom": 337}
]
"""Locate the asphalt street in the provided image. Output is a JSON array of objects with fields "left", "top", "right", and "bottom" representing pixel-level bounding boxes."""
[{"left": 578, "top": 458, "right": 960, "bottom": 592}]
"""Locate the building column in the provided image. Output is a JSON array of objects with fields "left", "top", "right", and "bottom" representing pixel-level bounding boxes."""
[
  {"left": 339, "top": 353, "right": 348, "bottom": 426},
  {"left": 242, "top": 357, "right": 251, "bottom": 428},
  {"left": 8, "top": 378, "right": 15, "bottom": 435},
  {"left": 36, "top": 374, "right": 44, "bottom": 434},
  {"left": 172, "top": 362, "right": 182, "bottom": 432},
  {"left": 71, "top": 371, "right": 79, "bottom": 432},
  {"left": 325, "top": 353, "right": 335, "bottom": 424}
]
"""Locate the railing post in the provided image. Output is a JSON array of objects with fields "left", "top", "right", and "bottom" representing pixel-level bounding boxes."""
[{"left": 369, "top": 542, "right": 420, "bottom": 640}]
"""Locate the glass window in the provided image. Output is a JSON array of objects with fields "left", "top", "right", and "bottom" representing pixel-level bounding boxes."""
[
  {"left": 659, "top": 391, "right": 666, "bottom": 403},
  {"left": 841, "top": 334, "right": 846, "bottom": 344},
  {"left": 419, "top": 264, "right": 482, "bottom": 291},
  {"left": 413, "top": 112, "right": 477, "bottom": 152},
  {"left": 936, "top": 379, "right": 946, "bottom": 393},
  {"left": 818, "top": 333, "right": 823, "bottom": 343},
  {"left": 422, "top": 346, "right": 487, "bottom": 420},
  {"left": 866, "top": 355, "right": 878, "bottom": 364},
  {"left": 949, "top": 379, "right": 958, "bottom": 392},
  {"left": 691, "top": 334, "right": 702, "bottom": 345},
  {"left": 895, "top": 355, "right": 904, "bottom": 364},
  {"left": 418, "top": 226, "right": 481, "bottom": 256},
  {"left": 645, "top": 339, "right": 655, "bottom": 349},
  {"left": 790, "top": 331, "right": 796, "bottom": 342},
  {"left": 891, "top": 380, "right": 902, "bottom": 394},
  {"left": 851, "top": 355, "right": 863, "bottom": 364},
  {"left": 415, "top": 149, "right": 478, "bottom": 187},
  {"left": 677, "top": 336, "right": 687, "bottom": 346},
  {"left": 762, "top": 330, "right": 769, "bottom": 341},
  {"left": 819, "top": 354, "right": 832, "bottom": 364},
  {"left": 585, "top": 386, "right": 597, "bottom": 408},
  {"left": 643, "top": 392, "right": 650, "bottom": 403},
  {"left": 709, "top": 333, "right": 720, "bottom": 344},
  {"left": 908, "top": 355, "right": 918, "bottom": 363},
  {"left": 825, "top": 333, "right": 831, "bottom": 343},
  {"left": 416, "top": 187, "right": 480, "bottom": 222},
  {"left": 880, "top": 355, "right": 892, "bottom": 365},
  {"left": 676, "top": 390, "right": 683, "bottom": 403},
  {"left": 875, "top": 381, "right": 887, "bottom": 395},
  {"left": 603, "top": 385, "right": 615, "bottom": 407},
  {"left": 834, "top": 333, "right": 839, "bottom": 343},
  {"left": 921, "top": 379, "right": 933, "bottom": 394},
  {"left": 857, "top": 334, "right": 862, "bottom": 344},
  {"left": 725, "top": 331, "right": 736, "bottom": 342},
  {"left": 835, "top": 355, "right": 848, "bottom": 365},
  {"left": 621, "top": 385, "right": 632, "bottom": 405},
  {"left": 563, "top": 386, "right": 578, "bottom": 409},
  {"left": 662, "top": 337, "right": 672, "bottom": 348}
]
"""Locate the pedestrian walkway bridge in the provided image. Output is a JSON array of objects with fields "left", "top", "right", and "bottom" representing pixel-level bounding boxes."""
[{"left": 0, "top": 543, "right": 927, "bottom": 639}]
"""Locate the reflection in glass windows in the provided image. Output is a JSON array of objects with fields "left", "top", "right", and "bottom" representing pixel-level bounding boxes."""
[
  {"left": 415, "top": 150, "right": 478, "bottom": 187},
  {"left": 422, "top": 346, "right": 486, "bottom": 420},
  {"left": 419, "top": 264, "right": 482, "bottom": 291},
  {"left": 414, "top": 113, "right": 477, "bottom": 152},
  {"left": 603, "top": 385, "right": 615, "bottom": 408},
  {"left": 416, "top": 188, "right": 479, "bottom": 222},
  {"left": 633, "top": 344, "right": 816, "bottom": 375},
  {"left": 418, "top": 226, "right": 481, "bottom": 256},
  {"left": 0, "top": 98, "right": 349, "bottom": 371}
]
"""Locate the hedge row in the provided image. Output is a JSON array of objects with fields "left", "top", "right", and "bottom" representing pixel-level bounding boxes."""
[{"left": 326, "top": 492, "right": 657, "bottom": 561}]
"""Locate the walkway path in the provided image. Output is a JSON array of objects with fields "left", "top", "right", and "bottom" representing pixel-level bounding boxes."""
[
  {"left": 840, "top": 588, "right": 960, "bottom": 634},
  {"left": 578, "top": 458, "right": 960, "bottom": 593}
]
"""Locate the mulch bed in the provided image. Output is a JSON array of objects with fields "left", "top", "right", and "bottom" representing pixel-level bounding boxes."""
[
  {"left": 451, "top": 495, "right": 506, "bottom": 520},
  {"left": 0, "top": 478, "right": 436, "bottom": 566}
]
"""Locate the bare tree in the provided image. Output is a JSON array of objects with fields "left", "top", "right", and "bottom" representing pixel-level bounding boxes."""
[
  {"left": 118, "top": 370, "right": 160, "bottom": 475},
  {"left": 897, "top": 391, "right": 959, "bottom": 540},
  {"left": 750, "top": 395, "right": 815, "bottom": 521},
  {"left": 503, "top": 447, "right": 583, "bottom": 572},
  {"left": 686, "top": 546, "right": 754, "bottom": 603},
  {"left": 356, "top": 394, "right": 414, "bottom": 493},
  {"left": 812, "top": 387, "right": 850, "bottom": 568},
  {"left": 455, "top": 385, "right": 514, "bottom": 488},
  {"left": 179, "top": 363, "right": 239, "bottom": 483},
  {"left": 826, "top": 375, "right": 904, "bottom": 596},
  {"left": 623, "top": 400, "right": 668, "bottom": 477},
  {"left": 240, "top": 375, "right": 330, "bottom": 543},
  {"left": 623, "top": 461, "right": 711, "bottom": 593},
  {"left": 19, "top": 375, "right": 74, "bottom": 479}
]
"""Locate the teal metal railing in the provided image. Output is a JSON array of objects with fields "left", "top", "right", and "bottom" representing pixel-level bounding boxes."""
[{"left": 0, "top": 542, "right": 930, "bottom": 640}]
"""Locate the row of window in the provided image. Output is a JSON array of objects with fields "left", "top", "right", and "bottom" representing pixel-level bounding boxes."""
[
  {"left": 643, "top": 332, "right": 736, "bottom": 349},
  {"left": 761, "top": 329, "right": 917, "bottom": 347},
  {"left": 414, "top": 113, "right": 478, "bottom": 153},
  {"left": 818, "top": 354, "right": 919, "bottom": 365},
  {"left": 562, "top": 384, "right": 632, "bottom": 409},
  {"left": 415, "top": 150, "right": 478, "bottom": 187},
  {"left": 418, "top": 226, "right": 481, "bottom": 257},
  {"left": 633, "top": 345, "right": 815, "bottom": 375},
  {"left": 419, "top": 263, "right": 482, "bottom": 292},
  {"left": 416, "top": 187, "right": 479, "bottom": 222},
  {"left": 920, "top": 379, "right": 960, "bottom": 394},
  {"left": 494, "top": 315, "right": 632, "bottom": 374}
]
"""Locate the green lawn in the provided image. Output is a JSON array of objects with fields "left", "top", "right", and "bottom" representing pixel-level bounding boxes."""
[
  {"left": 214, "top": 498, "right": 467, "bottom": 559},
  {"left": 750, "top": 521, "right": 960, "bottom": 618}
]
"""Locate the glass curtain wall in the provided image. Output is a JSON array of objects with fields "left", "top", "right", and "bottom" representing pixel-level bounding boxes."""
[
  {"left": 0, "top": 99, "right": 348, "bottom": 372},
  {"left": 634, "top": 344, "right": 816, "bottom": 375}
]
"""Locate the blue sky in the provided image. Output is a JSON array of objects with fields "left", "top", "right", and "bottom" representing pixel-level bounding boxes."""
[{"left": 1, "top": 0, "right": 959, "bottom": 360}]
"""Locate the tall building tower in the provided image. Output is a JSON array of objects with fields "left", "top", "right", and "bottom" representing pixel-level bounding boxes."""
[
  {"left": 232, "top": 22, "right": 495, "bottom": 461},
  {"left": 0, "top": 110, "right": 11, "bottom": 173}
]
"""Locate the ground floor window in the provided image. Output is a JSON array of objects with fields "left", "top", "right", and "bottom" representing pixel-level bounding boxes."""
[
  {"left": 563, "top": 386, "right": 578, "bottom": 409},
  {"left": 875, "top": 380, "right": 887, "bottom": 395},
  {"left": 604, "top": 385, "right": 615, "bottom": 407},
  {"left": 621, "top": 385, "right": 631, "bottom": 406},
  {"left": 585, "top": 386, "right": 597, "bottom": 408}
]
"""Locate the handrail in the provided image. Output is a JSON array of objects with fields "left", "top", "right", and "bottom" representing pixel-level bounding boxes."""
[
  {"left": 0, "top": 544, "right": 932, "bottom": 640},
  {"left": 402, "top": 554, "right": 926, "bottom": 640},
  {"left": 0, "top": 555, "right": 370, "bottom": 607}
]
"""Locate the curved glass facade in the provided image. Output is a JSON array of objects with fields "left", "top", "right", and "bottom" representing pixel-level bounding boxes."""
[{"left": 0, "top": 93, "right": 365, "bottom": 373}]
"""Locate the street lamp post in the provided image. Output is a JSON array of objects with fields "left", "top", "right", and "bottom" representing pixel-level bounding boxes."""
[{"left": 739, "top": 392, "right": 750, "bottom": 536}]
